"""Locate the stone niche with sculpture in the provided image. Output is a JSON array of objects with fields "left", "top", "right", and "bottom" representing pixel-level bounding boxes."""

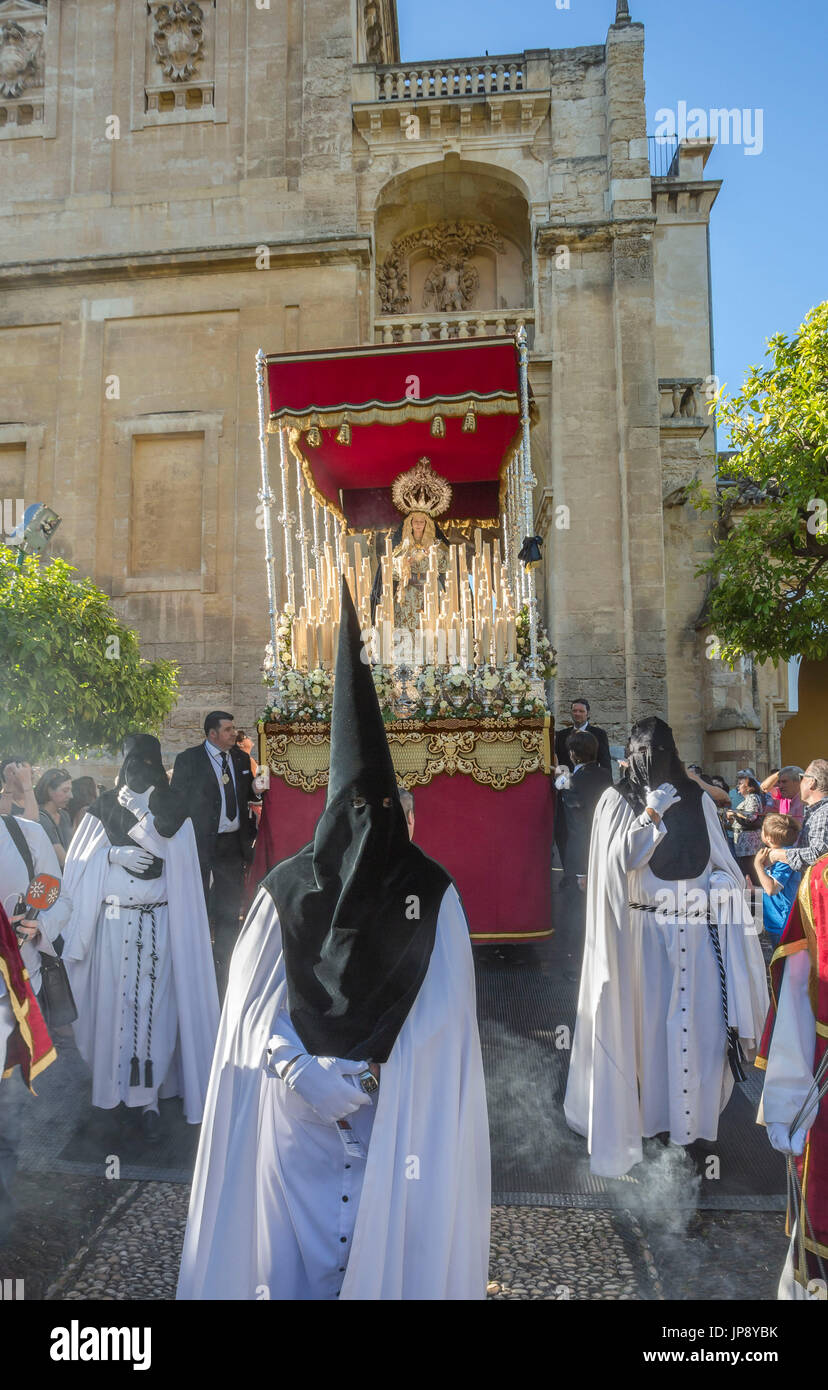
[{"left": 373, "top": 165, "right": 533, "bottom": 341}]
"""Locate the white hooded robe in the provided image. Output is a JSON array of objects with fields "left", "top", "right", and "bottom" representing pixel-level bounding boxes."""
[
  {"left": 177, "top": 881, "right": 491, "bottom": 1300},
  {"left": 564, "top": 788, "right": 769, "bottom": 1177},
  {"left": 61, "top": 809, "right": 219, "bottom": 1121}
]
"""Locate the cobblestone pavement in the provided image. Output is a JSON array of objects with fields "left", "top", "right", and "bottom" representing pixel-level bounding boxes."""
[{"left": 32, "top": 1180, "right": 787, "bottom": 1302}]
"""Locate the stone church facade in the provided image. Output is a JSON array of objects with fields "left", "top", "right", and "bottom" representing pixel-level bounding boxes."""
[{"left": 0, "top": 0, "right": 795, "bottom": 776}]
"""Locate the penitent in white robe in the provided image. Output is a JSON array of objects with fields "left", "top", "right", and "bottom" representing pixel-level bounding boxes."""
[
  {"left": 758, "top": 948, "right": 822, "bottom": 1299},
  {"left": 61, "top": 810, "right": 219, "bottom": 1121},
  {"left": 564, "top": 789, "right": 768, "bottom": 1178},
  {"left": 176, "top": 882, "right": 491, "bottom": 1301}
]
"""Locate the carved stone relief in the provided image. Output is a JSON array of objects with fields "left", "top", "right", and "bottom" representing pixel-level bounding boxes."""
[
  {"left": 378, "top": 221, "right": 505, "bottom": 315},
  {"left": 0, "top": 18, "right": 43, "bottom": 97},
  {"left": 151, "top": 1, "right": 204, "bottom": 83}
]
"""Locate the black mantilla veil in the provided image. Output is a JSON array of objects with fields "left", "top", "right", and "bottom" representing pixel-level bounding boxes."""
[
  {"left": 615, "top": 716, "right": 710, "bottom": 881},
  {"left": 87, "top": 734, "right": 188, "bottom": 876},
  {"left": 263, "top": 580, "right": 452, "bottom": 1063}
]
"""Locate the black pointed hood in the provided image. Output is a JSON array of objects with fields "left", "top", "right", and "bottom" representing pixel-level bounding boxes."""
[
  {"left": 263, "top": 580, "right": 451, "bottom": 1063},
  {"left": 88, "top": 733, "right": 188, "bottom": 855},
  {"left": 615, "top": 716, "right": 709, "bottom": 880}
]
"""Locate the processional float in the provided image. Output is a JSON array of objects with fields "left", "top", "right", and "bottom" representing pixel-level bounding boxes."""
[{"left": 253, "top": 332, "right": 557, "bottom": 943}]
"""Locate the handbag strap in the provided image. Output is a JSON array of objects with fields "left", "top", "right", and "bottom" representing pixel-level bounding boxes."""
[{"left": 2, "top": 814, "right": 35, "bottom": 883}]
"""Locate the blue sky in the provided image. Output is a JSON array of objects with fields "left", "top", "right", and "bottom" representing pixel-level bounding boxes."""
[{"left": 397, "top": 0, "right": 828, "bottom": 416}]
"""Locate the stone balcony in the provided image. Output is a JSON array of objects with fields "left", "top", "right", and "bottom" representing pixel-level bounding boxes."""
[
  {"left": 352, "top": 51, "right": 552, "bottom": 146},
  {"left": 375, "top": 308, "right": 534, "bottom": 345},
  {"left": 658, "top": 378, "right": 711, "bottom": 439}
]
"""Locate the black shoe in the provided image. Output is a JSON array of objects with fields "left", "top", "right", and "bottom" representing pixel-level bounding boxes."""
[{"left": 141, "top": 1109, "right": 161, "bottom": 1145}]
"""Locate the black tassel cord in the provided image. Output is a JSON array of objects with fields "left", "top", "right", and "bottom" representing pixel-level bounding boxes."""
[{"left": 128, "top": 903, "right": 167, "bottom": 1090}]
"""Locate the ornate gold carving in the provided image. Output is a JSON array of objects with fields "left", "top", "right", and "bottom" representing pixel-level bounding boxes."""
[
  {"left": 263, "top": 719, "right": 548, "bottom": 792},
  {"left": 152, "top": 1, "right": 204, "bottom": 83}
]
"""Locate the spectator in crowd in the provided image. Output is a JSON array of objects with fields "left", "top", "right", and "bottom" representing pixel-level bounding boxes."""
[
  {"left": 554, "top": 698, "right": 612, "bottom": 772},
  {"left": 731, "top": 768, "right": 759, "bottom": 811},
  {"left": 706, "top": 775, "right": 737, "bottom": 853},
  {"left": 0, "top": 757, "right": 37, "bottom": 822},
  {"left": 68, "top": 776, "right": 98, "bottom": 834},
  {"left": 725, "top": 774, "right": 766, "bottom": 883},
  {"left": 767, "top": 760, "right": 828, "bottom": 873},
  {"left": 235, "top": 731, "right": 262, "bottom": 834},
  {"left": 171, "top": 712, "right": 256, "bottom": 985},
  {"left": 685, "top": 765, "right": 732, "bottom": 809},
  {"left": 761, "top": 766, "right": 805, "bottom": 826},
  {"left": 752, "top": 813, "right": 802, "bottom": 949},
  {"left": 34, "top": 769, "right": 74, "bottom": 868},
  {"left": 558, "top": 731, "right": 612, "bottom": 892},
  {"left": 235, "top": 730, "right": 258, "bottom": 777}
]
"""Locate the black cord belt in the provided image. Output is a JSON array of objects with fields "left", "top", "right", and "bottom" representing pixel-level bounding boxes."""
[
  {"left": 627, "top": 901, "right": 747, "bottom": 1084},
  {"left": 128, "top": 902, "right": 167, "bottom": 1089}
]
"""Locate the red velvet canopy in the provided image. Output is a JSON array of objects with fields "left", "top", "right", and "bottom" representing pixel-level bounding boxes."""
[{"left": 265, "top": 338, "right": 526, "bottom": 528}]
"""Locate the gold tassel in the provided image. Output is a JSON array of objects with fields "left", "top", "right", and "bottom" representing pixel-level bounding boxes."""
[
  {"left": 462, "top": 401, "right": 477, "bottom": 433},
  {"left": 336, "top": 415, "right": 351, "bottom": 445},
  {"left": 431, "top": 413, "right": 446, "bottom": 438},
  {"left": 306, "top": 415, "right": 322, "bottom": 448}
]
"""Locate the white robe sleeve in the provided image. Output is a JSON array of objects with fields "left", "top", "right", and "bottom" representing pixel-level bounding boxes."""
[
  {"left": 759, "top": 948, "right": 816, "bottom": 1128},
  {"left": 702, "top": 797, "right": 769, "bottom": 1056}
]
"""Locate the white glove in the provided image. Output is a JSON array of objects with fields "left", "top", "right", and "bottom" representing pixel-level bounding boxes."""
[
  {"left": 284, "top": 1055, "right": 373, "bottom": 1125},
  {"left": 107, "top": 844, "right": 155, "bottom": 873},
  {"left": 766, "top": 1121, "right": 809, "bottom": 1157},
  {"left": 644, "top": 783, "right": 681, "bottom": 816},
  {"left": 554, "top": 768, "right": 571, "bottom": 791},
  {"left": 117, "top": 784, "right": 152, "bottom": 817}
]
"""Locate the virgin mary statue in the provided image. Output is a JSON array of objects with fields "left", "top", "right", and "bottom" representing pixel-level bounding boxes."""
[{"left": 371, "top": 459, "right": 451, "bottom": 632}]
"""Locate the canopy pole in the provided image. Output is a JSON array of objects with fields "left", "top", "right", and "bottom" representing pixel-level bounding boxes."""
[
  {"left": 276, "top": 425, "right": 296, "bottom": 614},
  {"left": 311, "top": 491, "right": 324, "bottom": 598},
  {"left": 516, "top": 326, "right": 539, "bottom": 675},
  {"left": 294, "top": 452, "right": 311, "bottom": 612},
  {"left": 255, "top": 349, "right": 280, "bottom": 688}
]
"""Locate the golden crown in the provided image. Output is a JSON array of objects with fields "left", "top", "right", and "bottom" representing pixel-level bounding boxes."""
[{"left": 391, "top": 457, "right": 452, "bottom": 518}]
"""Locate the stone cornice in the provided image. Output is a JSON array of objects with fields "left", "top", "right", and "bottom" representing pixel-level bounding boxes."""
[
  {"left": 535, "top": 217, "right": 656, "bottom": 252},
  {"left": 0, "top": 237, "right": 373, "bottom": 290}
]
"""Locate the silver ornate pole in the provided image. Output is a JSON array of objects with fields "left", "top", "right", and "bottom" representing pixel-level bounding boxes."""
[
  {"left": 294, "top": 453, "right": 311, "bottom": 609},
  {"left": 516, "top": 326, "right": 539, "bottom": 675},
  {"left": 311, "top": 490, "right": 324, "bottom": 596},
  {"left": 277, "top": 425, "right": 296, "bottom": 614},
  {"left": 255, "top": 350, "right": 280, "bottom": 692}
]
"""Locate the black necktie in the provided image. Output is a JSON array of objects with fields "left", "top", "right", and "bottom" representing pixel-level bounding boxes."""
[{"left": 220, "top": 752, "right": 238, "bottom": 821}]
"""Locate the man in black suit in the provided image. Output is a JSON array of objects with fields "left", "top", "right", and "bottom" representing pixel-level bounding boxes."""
[
  {"left": 559, "top": 731, "right": 613, "bottom": 890},
  {"left": 554, "top": 697, "right": 612, "bottom": 772},
  {"left": 171, "top": 711, "right": 255, "bottom": 982}
]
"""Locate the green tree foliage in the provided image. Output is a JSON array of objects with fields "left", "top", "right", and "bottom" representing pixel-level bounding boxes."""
[
  {"left": 0, "top": 549, "right": 178, "bottom": 761},
  {"left": 689, "top": 303, "right": 828, "bottom": 665}
]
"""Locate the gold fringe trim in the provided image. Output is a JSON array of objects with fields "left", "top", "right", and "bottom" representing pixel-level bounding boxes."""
[{"left": 268, "top": 396, "right": 520, "bottom": 434}]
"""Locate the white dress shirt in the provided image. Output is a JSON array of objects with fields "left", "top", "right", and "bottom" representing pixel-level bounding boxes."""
[{"left": 203, "top": 741, "right": 240, "bottom": 834}]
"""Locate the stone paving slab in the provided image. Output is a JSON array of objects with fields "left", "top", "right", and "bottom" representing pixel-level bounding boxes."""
[{"left": 40, "top": 1182, "right": 789, "bottom": 1303}]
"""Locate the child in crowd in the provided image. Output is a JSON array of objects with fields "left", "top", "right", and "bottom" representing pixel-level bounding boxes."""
[{"left": 753, "top": 813, "right": 802, "bottom": 948}]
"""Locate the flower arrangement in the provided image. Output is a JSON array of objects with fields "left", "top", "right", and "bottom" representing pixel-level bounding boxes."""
[
  {"left": 516, "top": 606, "right": 557, "bottom": 680},
  {"left": 444, "top": 664, "right": 474, "bottom": 710},
  {"left": 371, "top": 664, "right": 396, "bottom": 723},
  {"left": 501, "top": 661, "right": 547, "bottom": 718}
]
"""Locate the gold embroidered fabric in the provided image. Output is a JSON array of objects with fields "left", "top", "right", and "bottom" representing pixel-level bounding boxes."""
[{"left": 262, "top": 718, "right": 551, "bottom": 792}]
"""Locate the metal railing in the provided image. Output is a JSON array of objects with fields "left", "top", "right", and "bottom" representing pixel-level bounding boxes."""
[{"left": 648, "top": 134, "right": 679, "bottom": 178}]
